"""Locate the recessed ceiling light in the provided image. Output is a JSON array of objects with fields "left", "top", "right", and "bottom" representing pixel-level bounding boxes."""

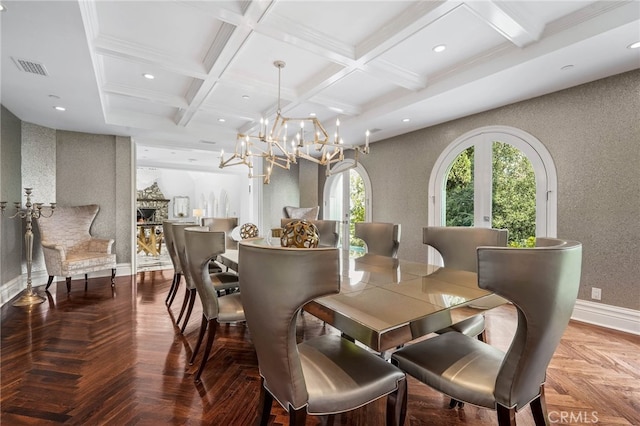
[
  {"left": 402, "top": 118, "right": 410, "bottom": 123},
  {"left": 433, "top": 44, "right": 446, "bottom": 53},
  {"left": 54, "top": 106, "right": 66, "bottom": 111},
  {"left": 309, "top": 112, "right": 317, "bottom": 117},
  {"left": 218, "top": 118, "right": 226, "bottom": 123},
  {"left": 628, "top": 41, "right": 640, "bottom": 49},
  {"left": 242, "top": 95, "right": 250, "bottom": 100},
  {"left": 561, "top": 64, "right": 574, "bottom": 71},
  {"left": 0, "top": 4, "right": 6, "bottom": 12},
  {"left": 143, "top": 73, "right": 155, "bottom": 80}
]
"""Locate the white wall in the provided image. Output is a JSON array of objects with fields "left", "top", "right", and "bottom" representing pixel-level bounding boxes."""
[{"left": 137, "top": 167, "right": 252, "bottom": 224}]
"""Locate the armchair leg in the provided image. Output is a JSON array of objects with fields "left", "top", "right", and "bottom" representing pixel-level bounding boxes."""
[
  {"left": 478, "top": 329, "right": 487, "bottom": 342},
  {"left": 85, "top": 274, "right": 89, "bottom": 291},
  {"left": 497, "top": 404, "right": 517, "bottom": 426},
  {"left": 257, "top": 379, "right": 273, "bottom": 426},
  {"left": 66, "top": 277, "right": 72, "bottom": 293},
  {"left": 111, "top": 268, "right": 116, "bottom": 287},
  {"left": 180, "top": 289, "right": 197, "bottom": 334},
  {"left": 46, "top": 276, "right": 54, "bottom": 290},
  {"left": 530, "top": 386, "right": 549, "bottom": 426},
  {"left": 194, "top": 319, "right": 216, "bottom": 383},
  {"left": 386, "top": 377, "right": 407, "bottom": 426}
]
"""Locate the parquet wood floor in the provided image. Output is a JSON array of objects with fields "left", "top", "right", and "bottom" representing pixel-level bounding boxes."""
[{"left": 1, "top": 270, "right": 638, "bottom": 425}]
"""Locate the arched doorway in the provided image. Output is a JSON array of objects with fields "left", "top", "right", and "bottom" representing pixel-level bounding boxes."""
[
  {"left": 429, "top": 125, "right": 557, "bottom": 255},
  {"left": 323, "top": 159, "right": 372, "bottom": 249}
]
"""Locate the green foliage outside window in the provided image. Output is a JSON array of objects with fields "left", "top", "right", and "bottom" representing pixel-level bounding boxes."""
[
  {"left": 349, "top": 170, "right": 366, "bottom": 248},
  {"left": 491, "top": 142, "right": 536, "bottom": 246},
  {"left": 446, "top": 147, "right": 474, "bottom": 227},
  {"left": 445, "top": 143, "right": 536, "bottom": 247}
]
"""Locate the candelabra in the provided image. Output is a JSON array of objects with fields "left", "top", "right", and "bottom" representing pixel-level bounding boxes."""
[{"left": 1, "top": 188, "right": 56, "bottom": 306}]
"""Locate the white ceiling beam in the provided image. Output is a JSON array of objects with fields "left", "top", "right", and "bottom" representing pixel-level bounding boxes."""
[
  {"left": 255, "top": 14, "right": 356, "bottom": 65},
  {"left": 355, "top": 1, "right": 462, "bottom": 61},
  {"left": 103, "top": 83, "right": 189, "bottom": 109},
  {"left": 362, "top": 60, "right": 427, "bottom": 91},
  {"left": 174, "top": 1, "right": 276, "bottom": 127},
  {"left": 464, "top": 1, "right": 545, "bottom": 48},
  {"left": 275, "top": 1, "right": 461, "bottom": 112},
  {"left": 93, "top": 35, "right": 209, "bottom": 79}
]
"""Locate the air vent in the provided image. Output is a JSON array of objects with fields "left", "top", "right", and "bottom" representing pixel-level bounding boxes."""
[
  {"left": 369, "top": 128, "right": 382, "bottom": 134},
  {"left": 199, "top": 140, "right": 217, "bottom": 145},
  {"left": 12, "top": 57, "right": 48, "bottom": 76}
]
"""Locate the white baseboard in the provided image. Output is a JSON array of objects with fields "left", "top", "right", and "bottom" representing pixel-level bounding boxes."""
[
  {"left": 0, "top": 262, "right": 133, "bottom": 308},
  {"left": 0, "top": 276, "right": 24, "bottom": 306},
  {"left": 572, "top": 299, "right": 640, "bottom": 335}
]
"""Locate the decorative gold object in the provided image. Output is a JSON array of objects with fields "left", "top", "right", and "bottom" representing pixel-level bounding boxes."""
[
  {"left": 240, "top": 222, "right": 259, "bottom": 239},
  {"left": 1, "top": 188, "right": 56, "bottom": 306},
  {"left": 271, "top": 227, "right": 283, "bottom": 239},
  {"left": 219, "top": 61, "right": 370, "bottom": 184},
  {"left": 280, "top": 220, "right": 319, "bottom": 248}
]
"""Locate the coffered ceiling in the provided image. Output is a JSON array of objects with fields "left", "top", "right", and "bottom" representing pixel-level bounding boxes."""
[{"left": 2, "top": 1, "right": 639, "bottom": 171}]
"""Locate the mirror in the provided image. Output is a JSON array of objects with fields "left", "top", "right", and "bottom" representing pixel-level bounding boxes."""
[{"left": 173, "top": 196, "right": 190, "bottom": 218}]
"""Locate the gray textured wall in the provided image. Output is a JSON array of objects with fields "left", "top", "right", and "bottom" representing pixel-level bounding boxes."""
[
  {"left": 354, "top": 70, "right": 640, "bottom": 310},
  {"left": 262, "top": 161, "right": 300, "bottom": 231},
  {"left": 56, "top": 130, "right": 133, "bottom": 265},
  {"left": 0, "top": 106, "right": 23, "bottom": 283},
  {"left": 20, "top": 122, "right": 57, "bottom": 273},
  {"left": 299, "top": 160, "right": 319, "bottom": 210}
]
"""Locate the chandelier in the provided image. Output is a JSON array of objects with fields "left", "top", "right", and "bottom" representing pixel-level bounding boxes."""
[{"left": 219, "top": 61, "right": 370, "bottom": 184}]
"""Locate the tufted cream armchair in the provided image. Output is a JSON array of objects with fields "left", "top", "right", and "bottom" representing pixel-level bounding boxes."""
[{"left": 36, "top": 204, "right": 116, "bottom": 293}]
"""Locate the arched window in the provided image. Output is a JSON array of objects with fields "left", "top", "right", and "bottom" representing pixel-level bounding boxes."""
[
  {"left": 429, "top": 125, "right": 557, "bottom": 249},
  {"left": 323, "top": 159, "right": 372, "bottom": 249}
]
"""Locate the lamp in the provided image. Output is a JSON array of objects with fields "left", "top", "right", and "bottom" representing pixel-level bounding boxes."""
[
  {"left": 219, "top": 61, "right": 370, "bottom": 184},
  {"left": 192, "top": 208, "right": 204, "bottom": 225},
  {"left": 1, "top": 188, "right": 55, "bottom": 306}
]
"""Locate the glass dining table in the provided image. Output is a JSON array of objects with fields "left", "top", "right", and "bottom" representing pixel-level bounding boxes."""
[{"left": 219, "top": 243, "right": 504, "bottom": 352}]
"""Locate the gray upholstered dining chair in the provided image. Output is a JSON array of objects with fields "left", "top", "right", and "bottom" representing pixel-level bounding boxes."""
[
  {"left": 201, "top": 217, "right": 238, "bottom": 250},
  {"left": 184, "top": 227, "right": 245, "bottom": 383},
  {"left": 239, "top": 242, "right": 407, "bottom": 426},
  {"left": 201, "top": 217, "right": 239, "bottom": 272},
  {"left": 423, "top": 226, "right": 508, "bottom": 343},
  {"left": 391, "top": 238, "right": 582, "bottom": 426},
  {"left": 354, "top": 222, "right": 401, "bottom": 258},
  {"left": 172, "top": 224, "right": 239, "bottom": 334},
  {"left": 281, "top": 218, "right": 340, "bottom": 247},
  {"left": 162, "top": 221, "right": 183, "bottom": 308}
]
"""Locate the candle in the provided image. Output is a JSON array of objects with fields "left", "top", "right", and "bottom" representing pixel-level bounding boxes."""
[
  {"left": 300, "top": 121, "right": 305, "bottom": 144},
  {"left": 365, "top": 129, "right": 370, "bottom": 150}
]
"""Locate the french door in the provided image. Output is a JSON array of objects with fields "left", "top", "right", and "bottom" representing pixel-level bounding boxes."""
[
  {"left": 323, "top": 160, "right": 371, "bottom": 249},
  {"left": 429, "top": 126, "right": 557, "bottom": 249}
]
